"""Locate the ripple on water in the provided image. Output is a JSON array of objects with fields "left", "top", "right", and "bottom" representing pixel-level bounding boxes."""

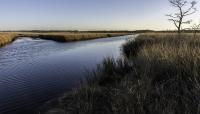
[{"left": 0, "top": 35, "right": 137, "bottom": 113}]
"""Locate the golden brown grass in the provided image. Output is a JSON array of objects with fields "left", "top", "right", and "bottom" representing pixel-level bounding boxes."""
[
  {"left": 40, "top": 33, "right": 200, "bottom": 114},
  {"left": 0, "top": 32, "right": 130, "bottom": 47},
  {"left": 17, "top": 32, "right": 129, "bottom": 41},
  {"left": 137, "top": 33, "right": 200, "bottom": 65},
  {"left": 0, "top": 32, "right": 18, "bottom": 47}
]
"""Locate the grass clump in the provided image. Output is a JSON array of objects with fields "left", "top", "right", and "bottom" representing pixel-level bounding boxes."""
[
  {"left": 0, "top": 33, "right": 18, "bottom": 47},
  {"left": 41, "top": 33, "right": 200, "bottom": 114}
]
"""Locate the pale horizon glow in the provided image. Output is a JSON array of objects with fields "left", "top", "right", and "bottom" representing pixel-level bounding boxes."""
[{"left": 0, "top": 0, "right": 200, "bottom": 31}]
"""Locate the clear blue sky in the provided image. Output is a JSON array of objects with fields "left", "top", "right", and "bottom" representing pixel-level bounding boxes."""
[{"left": 0, "top": 0, "right": 199, "bottom": 30}]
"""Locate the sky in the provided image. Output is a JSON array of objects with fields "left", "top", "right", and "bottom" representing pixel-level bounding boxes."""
[{"left": 0, "top": 0, "right": 199, "bottom": 31}]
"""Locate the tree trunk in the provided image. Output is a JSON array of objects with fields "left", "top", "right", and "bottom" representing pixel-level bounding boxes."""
[
  {"left": 178, "top": 26, "right": 181, "bottom": 38},
  {"left": 177, "top": 18, "right": 182, "bottom": 38}
]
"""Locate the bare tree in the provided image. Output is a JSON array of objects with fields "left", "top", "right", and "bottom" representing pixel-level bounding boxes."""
[
  {"left": 191, "top": 23, "right": 200, "bottom": 38},
  {"left": 166, "top": 0, "right": 197, "bottom": 34}
]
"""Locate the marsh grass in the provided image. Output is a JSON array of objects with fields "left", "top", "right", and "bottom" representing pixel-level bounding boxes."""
[
  {"left": 41, "top": 33, "right": 200, "bottom": 114},
  {"left": 35, "top": 33, "right": 127, "bottom": 42},
  {"left": 0, "top": 32, "right": 129, "bottom": 47},
  {"left": 0, "top": 33, "right": 18, "bottom": 47}
]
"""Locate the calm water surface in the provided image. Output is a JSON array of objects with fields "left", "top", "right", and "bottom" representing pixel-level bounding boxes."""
[{"left": 0, "top": 35, "right": 136, "bottom": 114}]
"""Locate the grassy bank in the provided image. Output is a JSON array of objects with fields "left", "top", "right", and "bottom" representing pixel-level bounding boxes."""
[
  {"left": 0, "top": 32, "right": 130, "bottom": 47},
  {"left": 40, "top": 33, "right": 200, "bottom": 114},
  {"left": 0, "top": 32, "right": 18, "bottom": 47}
]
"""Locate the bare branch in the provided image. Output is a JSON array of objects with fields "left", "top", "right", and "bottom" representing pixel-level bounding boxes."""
[
  {"left": 166, "top": 0, "right": 197, "bottom": 33},
  {"left": 183, "top": 8, "right": 197, "bottom": 16},
  {"left": 168, "top": 19, "right": 179, "bottom": 28},
  {"left": 182, "top": 20, "right": 192, "bottom": 24},
  {"left": 183, "top": 1, "right": 197, "bottom": 16},
  {"left": 166, "top": 14, "right": 177, "bottom": 18},
  {"left": 191, "top": 22, "right": 200, "bottom": 38}
]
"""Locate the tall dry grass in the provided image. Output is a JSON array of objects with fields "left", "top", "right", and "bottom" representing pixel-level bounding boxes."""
[
  {"left": 0, "top": 32, "right": 18, "bottom": 47},
  {"left": 34, "top": 33, "right": 128, "bottom": 42},
  {"left": 40, "top": 33, "right": 200, "bottom": 114},
  {"left": 0, "top": 32, "right": 129, "bottom": 47}
]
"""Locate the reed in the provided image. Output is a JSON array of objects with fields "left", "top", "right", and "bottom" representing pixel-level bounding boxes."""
[
  {"left": 0, "top": 32, "right": 130, "bottom": 47},
  {"left": 0, "top": 33, "right": 18, "bottom": 47},
  {"left": 41, "top": 33, "right": 200, "bottom": 114}
]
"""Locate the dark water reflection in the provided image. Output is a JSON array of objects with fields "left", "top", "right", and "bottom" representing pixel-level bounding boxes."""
[{"left": 0, "top": 35, "right": 136, "bottom": 114}]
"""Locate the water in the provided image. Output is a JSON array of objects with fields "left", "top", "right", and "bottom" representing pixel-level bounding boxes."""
[{"left": 0, "top": 35, "right": 136, "bottom": 114}]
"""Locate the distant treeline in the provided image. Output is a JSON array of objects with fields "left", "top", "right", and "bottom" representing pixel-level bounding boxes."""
[
  {"left": 0, "top": 30, "right": 135, "bottom": 33},
  {"left": 1, "top": 30, "right": 200, "bottom": 33}
]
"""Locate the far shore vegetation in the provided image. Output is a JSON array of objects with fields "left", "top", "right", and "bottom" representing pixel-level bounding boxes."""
[
  {"left": 0, "top": 30, "right": 200, "bottom": 47},
  {"left": 0, "top": 31, "right": 133, "bottom": 47}
]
